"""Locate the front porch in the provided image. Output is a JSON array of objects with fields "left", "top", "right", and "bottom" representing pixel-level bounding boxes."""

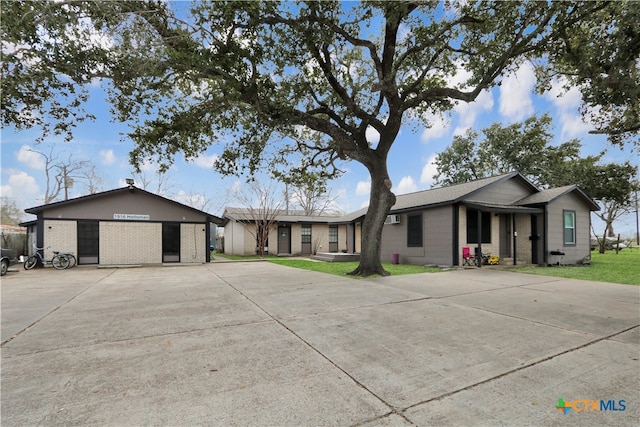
[{"left": 310, "top": 252, "right": 361, "bottom": 262}]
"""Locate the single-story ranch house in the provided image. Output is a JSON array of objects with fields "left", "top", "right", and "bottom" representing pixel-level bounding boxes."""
[
  {"left": 223, "top": 208, "right": 352, "bottom": 256},
  {"left": 223, "top": 172, "right": 599, "bottom": 266},
  {"left": 21, "top": 185, "right": 223, "bottom": 266}
]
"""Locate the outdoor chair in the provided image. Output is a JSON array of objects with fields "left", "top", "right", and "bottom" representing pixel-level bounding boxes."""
[{"left": 462, "top": 247, "right": 475, "bottom": 266}]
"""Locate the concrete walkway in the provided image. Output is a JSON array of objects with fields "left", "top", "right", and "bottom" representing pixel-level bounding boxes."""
[{"left": 1, "top": 263, "right": 638, "bottom": 426}]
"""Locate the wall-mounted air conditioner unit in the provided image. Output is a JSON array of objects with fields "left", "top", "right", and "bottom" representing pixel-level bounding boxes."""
[{"left": 384, "top": 214, "right": 400, "bottom": 225}]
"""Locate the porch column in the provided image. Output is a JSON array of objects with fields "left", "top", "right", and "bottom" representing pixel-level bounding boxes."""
[
  {"left": 512, "top": 214, "right": 517, "bottom": 266},
  {"left": 477, "top": 209, "right": 482, "bottom": 268}
]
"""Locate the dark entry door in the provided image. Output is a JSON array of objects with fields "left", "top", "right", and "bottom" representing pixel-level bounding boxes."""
[
  {"left": 278, "top": 226, "right": 291, "bottom": 254},
  {"left": 499, "top": 214, "right": 511, "bottom": 258},
  {"left": 530, "top": 215, "right": 541, "bottom": 265},
  {"left": 162, "top": 223, "right": 180, "bottom": 262},
  {"left": 301, "top": 224, "right": 312, "bottom": 254},
  {"left": 77, "top": 221, "right": 99, "bottom": 264}
]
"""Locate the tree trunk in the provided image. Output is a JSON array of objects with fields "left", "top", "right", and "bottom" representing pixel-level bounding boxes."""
[{"left": 348, "top": 160, "right": 396, "bottom": 277}]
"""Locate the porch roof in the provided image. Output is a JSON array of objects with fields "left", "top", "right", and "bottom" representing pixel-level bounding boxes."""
[{"left": 462, "top": 201, "right": 543, "bottom": 213}]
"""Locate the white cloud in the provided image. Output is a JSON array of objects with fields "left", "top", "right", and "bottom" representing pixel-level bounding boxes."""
[
  {"left": 366, "top": 126, "right": 380, "bottom": 146},
  {"left": 395, "top": 176, "right": 418, "bottom": 195},
  {"left": 421, "top": 113, "right": 449, "bottom": 142},
  {"left": 499, "top": 62, "right": 536, "bottom": 121},
  {"left": 100, "top": 149, "right": 116, "bottom": 166},
  {"left": 191, "top": 152, "right": 219, "bottom": 169},
  {"left": 544, "top": 77, "right": 590, "bottom": 139},
  {"left": 17, "top": 145, "right": 45, "bottom": 170},
  {"left": 420, "top": 154, "right": 438, "bottom": 187},
  {"left": 454, "top": 89, "right": 494, "bottom": 129},
  {"left": 355, "top": 180, "right": 370, "bottom": 196},
  {"left": 138, "top": 158, "right": 157, "bottom": 172},
  {"left": 0, "top": 171, "right": 40, "bottom": 198}
]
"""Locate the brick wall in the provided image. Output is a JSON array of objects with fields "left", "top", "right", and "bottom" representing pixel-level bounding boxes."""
[
  {"left": 180, "top": 223, "right": 206, "bottom": 262},
  {"left": 100, "top": 222, "right": 162, "bottom": 264},
  {"left": 43, "top": 220, "right": 77, "bottom": 260}
]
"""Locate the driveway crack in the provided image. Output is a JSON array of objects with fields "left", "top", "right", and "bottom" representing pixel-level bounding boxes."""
[
  {"left": 402, "top": 324, "right": 640, "bottom": 413},
  {"left": 211, "top": 270, "right": 416, "bottom": 426}
]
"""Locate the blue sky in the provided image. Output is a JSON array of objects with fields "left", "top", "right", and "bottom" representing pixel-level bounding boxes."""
[{"left": 1, "top": 49, "right": 638, "bottom": 237}]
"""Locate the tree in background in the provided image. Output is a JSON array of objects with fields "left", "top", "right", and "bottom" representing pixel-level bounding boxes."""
[
  {"left": 432, "top": 114, "right": 605, "bottom": 188},
  {"left": 285, "top": 173, "right": 341, "bottom": 217},
  {"left": 3, "top": 1, "right": 632, "bottom": 276},
  {"left": 0, "top": 197, "right": 24, "bottom": 226},
  {"left": 576, "top": 164, "right": 639, "bottom": 253},
  {"left": 229, "top": 181, "right": 283, "bottom": 257},
  {"left": 23, "top": 145, "right": 96, "bottom": 203},
  {"left": 538, "top": 0, "right": 640, "bottom": 148}
]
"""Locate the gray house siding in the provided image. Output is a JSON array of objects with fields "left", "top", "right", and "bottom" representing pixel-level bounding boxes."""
[
  {"left": 41, "top": 191, "right": 208, "bottom": 223},
  {"left": 380, "top": 206, "right": 453, "bottom": 266},
  {"left": 469, "top": 178, "right": 535, "bottom": 204},
  {"left": 546, "top": 192, "right": 592, "bottom": 264}
]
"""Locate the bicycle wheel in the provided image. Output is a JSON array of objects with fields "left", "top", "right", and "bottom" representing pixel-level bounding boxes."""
[
  {"left": 52, "top": 255, "right": 70, "bottom": 270},
  {"left": 65, "top": 254, "right": 77, "bottom": 268},
  {"left": 24, "top": 256, "right": 39, "bottom": 270}
]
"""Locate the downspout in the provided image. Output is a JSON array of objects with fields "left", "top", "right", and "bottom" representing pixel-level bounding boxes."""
[{"left": 36, "top": 212, "right": 44, "bottom": 258}]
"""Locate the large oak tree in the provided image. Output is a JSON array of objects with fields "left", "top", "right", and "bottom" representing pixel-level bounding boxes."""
[{"left": 2, "top": 1, "right": 633, "bottom": 276}]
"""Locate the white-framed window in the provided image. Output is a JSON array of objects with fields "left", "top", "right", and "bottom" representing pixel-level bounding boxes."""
[{"left": 563, "top": 210, "right": 576, "bottom": 245}]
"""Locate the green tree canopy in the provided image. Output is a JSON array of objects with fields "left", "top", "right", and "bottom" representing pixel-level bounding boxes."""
[
  {"left": 2, "top": 1, "right": 632, "bottom": 276},
  {"left": 538, "top": 0, "right": 640, "bottom": 148},
  {"left": 432, "top": 114, "right": 607, "bottom": 188}
]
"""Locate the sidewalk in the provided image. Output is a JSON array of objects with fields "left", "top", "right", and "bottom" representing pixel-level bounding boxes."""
[{"left": 1, "top": 264, "right": 638, "bottom": 426}]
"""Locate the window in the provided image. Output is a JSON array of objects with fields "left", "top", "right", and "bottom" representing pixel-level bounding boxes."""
[
  {"left": 407, "top": 214, "right": 423, "bottom": 247},
  {"left": 563, "top": 210, "right": 576, "bottom": 245},
  {"left": 467, "top": 209, "right": 491, "bottom": 243}
]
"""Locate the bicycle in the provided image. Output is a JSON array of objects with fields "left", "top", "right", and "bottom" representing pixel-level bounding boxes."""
[
  {"left": 59, "top": 252, "right": 77, "bottom": 268},
  {"left": 24, "top": 245, "right": 71, "bottom": 270}
]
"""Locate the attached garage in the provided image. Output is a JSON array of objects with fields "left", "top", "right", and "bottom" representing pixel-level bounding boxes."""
[{"left": 22, "top": 185, "right": 223, "bottom": 266}]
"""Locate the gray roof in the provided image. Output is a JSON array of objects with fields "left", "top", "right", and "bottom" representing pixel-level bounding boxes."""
[
  {"left": 223, "top": 172, "right": 598, "bottom": 224},
  {"left": 517, "top": 185, "right": 600, "bottom": 211},
  {"left": 24, "top": 185, "right": 225, "bottom": 224},
  {"left": 388, "top": 172, "right": 523, "bottom": 213},
  {"left": 223, "top": 207, "right": 343, "bottom": 223}
]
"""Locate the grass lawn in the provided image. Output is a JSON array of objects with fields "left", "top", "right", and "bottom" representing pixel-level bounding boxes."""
[
  {"left": 268, "top": 259, "right": 441, "bottom": 278},
  {"left": 509, "top": 249, "right": 640, "bottom": 286}
]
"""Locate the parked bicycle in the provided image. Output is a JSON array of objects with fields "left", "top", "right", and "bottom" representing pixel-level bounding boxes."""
[
  {"left": 24, "top": 245, "right": 71, "bottom": 270},
  {"left": 59, "top": 252, "right": 77, "bottom": 268}
]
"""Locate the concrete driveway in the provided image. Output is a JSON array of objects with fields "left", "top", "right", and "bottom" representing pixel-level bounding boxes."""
[{"left": 1, "top": 263, "right": 638, "bottom": 426}]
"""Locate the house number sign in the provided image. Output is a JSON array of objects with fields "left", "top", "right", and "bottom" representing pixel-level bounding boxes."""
[{"left": 114, "top": 213, "right": 150, "bottom": 220}]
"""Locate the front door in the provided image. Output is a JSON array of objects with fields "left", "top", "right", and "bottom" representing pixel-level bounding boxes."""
[
  {"left": 77, "top": 221, "right": 99, "bottom": 264},
  {"left": 530, "top": 215, "right": 541, "bottom": 265},
  {"left": 278, "top": 226, "right": 291, "bottom": 254},
  {"left": 499, "top": 214, "right": 511, "bottom": 258},
  {"left": 162, "top": 223, "right": 180, "bottom": 262}
]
